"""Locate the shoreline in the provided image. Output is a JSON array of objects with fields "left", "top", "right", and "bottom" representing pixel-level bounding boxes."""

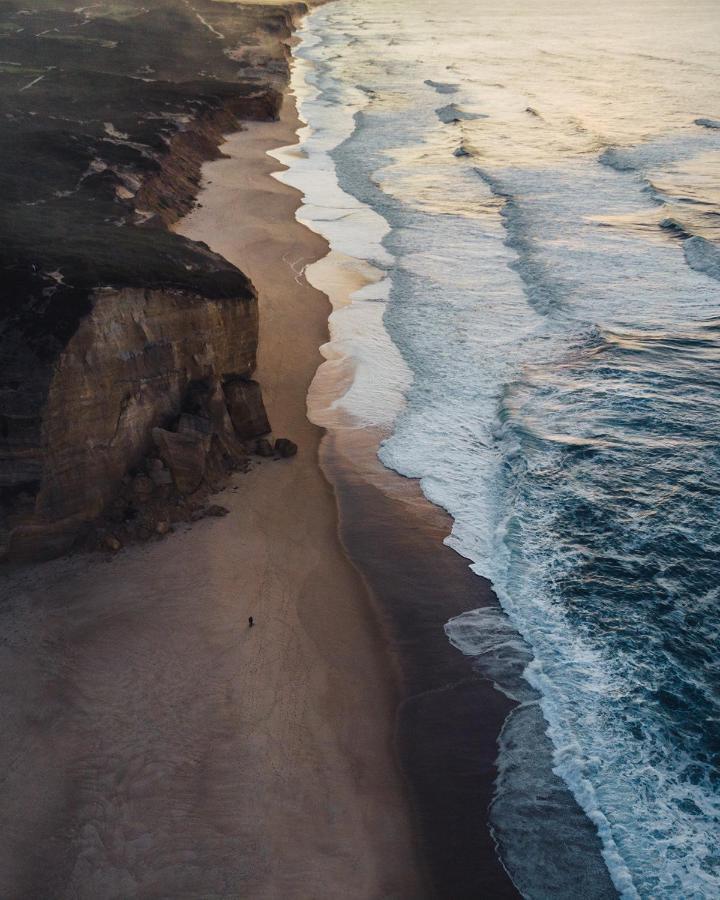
[
  {"left": 275, "top": 9, "right": 523, "bottom": 894},
  {"left": 177, "top": 26, "right": 523, "bottom": 897},
  {"left": 279, "top": 6, "right": 620, "bottom": 897},
  {"left": 177, "top": 95, "right": 434, "bottom": 895},
  {"left": 320, "top": 429, "right": 520, "bottom": 899},
  {"left": 0, "top": 95, "right": 423, "bottom": 898},
  {"left": 0, "top": 29, "right": 520, "bottom": 900},
  {"left": 215, "top": 70, "right": 523, "bottom": 894}
]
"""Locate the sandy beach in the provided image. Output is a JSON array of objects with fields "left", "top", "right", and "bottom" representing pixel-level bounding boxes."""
[{"left": 0, "top": 98, "right": 423, "bottom": 899}]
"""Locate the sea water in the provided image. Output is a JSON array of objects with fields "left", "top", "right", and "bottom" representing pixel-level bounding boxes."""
[{"left": 275, "top": 1, "right": 720, "bottom": 896}]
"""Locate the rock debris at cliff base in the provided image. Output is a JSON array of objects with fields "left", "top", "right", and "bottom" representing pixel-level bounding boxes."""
[{"left": 85, "top": 375, "right": 298, "bottom": 556}]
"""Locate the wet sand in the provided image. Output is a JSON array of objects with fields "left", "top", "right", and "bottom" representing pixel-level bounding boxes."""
[
  {"left": 319, "top": 425, "right": 520, "bottom": 899},
  {"left": 0, "top": 99, "right": 422, "bottom": 899}
]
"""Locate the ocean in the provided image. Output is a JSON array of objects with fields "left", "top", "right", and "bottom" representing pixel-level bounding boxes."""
[{"left": 273, "top": 1, "right": 720, "bottom": 896}]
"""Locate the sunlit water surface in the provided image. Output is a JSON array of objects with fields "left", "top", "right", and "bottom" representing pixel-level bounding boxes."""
[{"left": 279, "top": 2, "right": 720, "bottom": 897}]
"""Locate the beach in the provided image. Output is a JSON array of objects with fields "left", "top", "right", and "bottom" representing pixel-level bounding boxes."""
[
  {"left": 1, "top": 0, "right": 717, "bottom": 895},
  {"left": 0, "top": 97, "right": 425, "bottom": 899}
]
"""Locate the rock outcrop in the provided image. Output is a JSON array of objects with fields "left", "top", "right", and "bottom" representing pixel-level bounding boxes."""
[
  {"left": 0, "top": 0, "right": 309, "bottom": 559},
  {"left": 152, "top": 428, "right": 212, "bottom": 497},
  {"left": 2, "top": 283, "right": 261, "bottom": 559},
  {"left": 223, "top": 377, "right": 271, "bottom": 440}
]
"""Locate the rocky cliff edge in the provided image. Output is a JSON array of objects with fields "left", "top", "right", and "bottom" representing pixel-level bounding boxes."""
[{"left": 0, "top": 0, "right": 308, "bottom": 559}]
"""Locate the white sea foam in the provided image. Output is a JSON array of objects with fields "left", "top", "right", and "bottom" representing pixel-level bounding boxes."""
[{"left": 270, "top": 15, "right": 411, "bottom": 429}]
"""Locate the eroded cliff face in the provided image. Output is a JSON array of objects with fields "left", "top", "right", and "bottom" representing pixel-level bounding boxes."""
[
  {"left": 5, "top": 286, "right": 259, "bottom": 558},
  {"left": 0, "top": 0, "right": 310, "bottom": 559},
  {"left": 134, "top": 88, "right": 282, "bottom": 227}
]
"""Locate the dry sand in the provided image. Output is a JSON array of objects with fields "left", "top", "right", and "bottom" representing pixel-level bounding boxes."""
[{"left": 0, "top": 98, "right": 423, "bottom": 899}]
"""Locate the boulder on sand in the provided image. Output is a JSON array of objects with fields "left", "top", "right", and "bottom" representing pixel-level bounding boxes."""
[
  {"left": 152, "top": 427, "right": 210, "bottom": 495},
  {"left": 274, "top": 438, "right": 298, "bottom": 458},
  {"left": 223, "top": 377, "right": 270, "bottom": 439}
]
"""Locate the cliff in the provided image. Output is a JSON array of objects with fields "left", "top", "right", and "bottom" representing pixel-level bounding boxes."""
[{"left": 0, "top": 0, "right": 308, "bottom": 559}]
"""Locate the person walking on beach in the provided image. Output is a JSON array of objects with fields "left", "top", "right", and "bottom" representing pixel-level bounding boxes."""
[{"left": 248, "top": 616, "right": 254, "bottom": 628}]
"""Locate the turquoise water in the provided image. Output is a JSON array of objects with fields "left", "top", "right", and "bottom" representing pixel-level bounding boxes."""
[{"left": 285, "top": 2, "right": 720, "bottom": 896}]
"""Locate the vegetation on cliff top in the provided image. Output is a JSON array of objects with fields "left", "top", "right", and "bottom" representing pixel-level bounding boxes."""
[{"left": 0, "top": 0, "right": 300, "bottom": 353}]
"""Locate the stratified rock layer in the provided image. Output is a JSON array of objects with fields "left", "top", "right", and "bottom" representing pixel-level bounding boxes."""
[{"left": 5, "top": 284, "right": 259, "bottom": 558}]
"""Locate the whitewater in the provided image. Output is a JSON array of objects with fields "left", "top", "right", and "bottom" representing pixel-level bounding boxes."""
[{"left": 274, "top": 1, "right": 720, "bottom": 896}]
